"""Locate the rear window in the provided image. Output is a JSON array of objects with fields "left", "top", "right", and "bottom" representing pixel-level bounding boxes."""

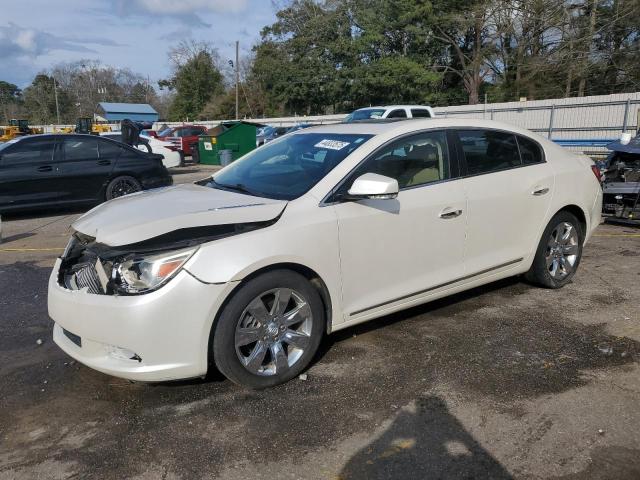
[
  {"left": 517, "top": 135, "right": 544, "bottom": 165},
  {"left": 63, "top": 137, "right": 99, "bottom": 161},
  {"left": 458, "top": 130, "right": 521, "bottom": 175},
  {"left": 411, "top": 109, "right": 432, "bottom": 118},
  {"left": 98, "top": 139, "right": 123, "bottom": 158}
]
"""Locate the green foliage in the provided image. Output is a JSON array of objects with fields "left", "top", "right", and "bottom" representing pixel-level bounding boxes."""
[
  {"left": 22, "top": 74, "right": 71, "bottom": 124},
  {"left": 161, "top": 44, "right": 225, "bottom": 121}
]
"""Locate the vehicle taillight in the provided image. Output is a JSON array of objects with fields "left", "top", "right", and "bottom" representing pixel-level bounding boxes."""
[{"left": 591, "top": 164, "right": 602, "bottom": 182}]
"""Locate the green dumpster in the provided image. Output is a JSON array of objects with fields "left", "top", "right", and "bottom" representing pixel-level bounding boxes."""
[{"left": 197, "top": 121, "right": 264, "bottom": 165}]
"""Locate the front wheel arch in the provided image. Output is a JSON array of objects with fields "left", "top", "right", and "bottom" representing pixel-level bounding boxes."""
[{"left": 206, "top": 263, "right": 332, "bottom": 371}]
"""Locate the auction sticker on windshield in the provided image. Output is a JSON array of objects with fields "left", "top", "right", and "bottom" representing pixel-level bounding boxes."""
[{"left": 315, "top": 139, "right": 350, "bottom": 150}]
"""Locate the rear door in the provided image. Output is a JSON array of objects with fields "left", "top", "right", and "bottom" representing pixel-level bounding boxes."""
[
  {"left": 0, "top": 137, "right": 60, "bottom": 209},
  {"left": 456, "top": 129, "right": 554, "bottom": 274},
  {"left": 57, "top": 136, "right": 114, "bottom": 202}
]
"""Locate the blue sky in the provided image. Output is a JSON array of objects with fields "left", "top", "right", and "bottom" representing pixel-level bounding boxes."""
[{"left": 1, "top": 0, "right": 278, "bottom": 88}]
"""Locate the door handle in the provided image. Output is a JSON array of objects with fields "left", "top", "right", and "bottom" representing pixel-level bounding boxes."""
[
  {"left": 98, "top": 160, "right": 111, "bottom": 166},
  {"left": 532, "top": 187, "right": 550, "bottom": 196},
  {"left": 439, "top": 209, "right": 463, "bottom": 219},
  {"left": 37, "top": 165, "right": 53, "bottom": 172}
]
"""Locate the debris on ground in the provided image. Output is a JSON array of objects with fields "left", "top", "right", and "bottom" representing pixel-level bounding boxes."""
[
  {"left": 598, "top": 345, "right": 613, "bottom": 356},
  {"left": 299, "top": 373, "right": 308, "bottom": 381}
]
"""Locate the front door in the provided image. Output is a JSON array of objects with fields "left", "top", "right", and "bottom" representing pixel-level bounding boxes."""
[
  {"left": 0, "top": 136, "right": 60, "bottom": 209},
  {"left": 331, "top": 130, "right": 467, "bottom": 320}
]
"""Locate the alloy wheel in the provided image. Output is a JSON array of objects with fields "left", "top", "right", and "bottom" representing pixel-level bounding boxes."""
[
  {"left": 112, "top": 178, "right": 141, "bottom": 198},
  {"left": 545, "top": 221, "right": 579, "bottom": 280},
  {"left": 234, "top": 288, "right": 313, "bottom": 376}
]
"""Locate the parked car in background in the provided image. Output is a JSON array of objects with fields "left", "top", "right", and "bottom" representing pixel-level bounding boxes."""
[
  {"left": 0, "top": 134, "right": 172, "bottom": 213},
  {"left": 602, "top": 133, "right": 640, "bottom": 219},
  {"left": 156, "top": 125, "right": 207, "bottom": 164},
  {"left": 344, "top": 105, "right": 435, "bottom": 123},
  {"left": 49, "top": 119, "right": 601, "bottom": 389},
  {"left": 285, "top": 123, "right": 313, "bottom": 134},
  {"left": 141, "top": 129, "right": 158, "bottom": 138},
  {"left": 256, "top": 125, "right": 288, "bottom": 146},
  {"left": 101, "top": 133, "right": 182, "bottom": 168}
]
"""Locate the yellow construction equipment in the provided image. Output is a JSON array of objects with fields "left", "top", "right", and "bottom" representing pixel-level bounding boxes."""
[
  {"left": 60, "top": 118, "right": 112, "bottom": 135},
  {"left": 0, "top": 119, "right": 43, "bottom": 142}
]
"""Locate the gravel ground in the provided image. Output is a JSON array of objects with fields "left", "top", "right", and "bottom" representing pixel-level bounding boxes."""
[{"left": 0, "top": 166, "right": 639, "bottom": 479}]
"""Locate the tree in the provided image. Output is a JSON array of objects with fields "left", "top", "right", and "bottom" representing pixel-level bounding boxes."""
[
  {"left": 0, "top": 81, "right": 22, "bottom": 124},
  {"left": 160, "top": 40, "right": 225, "bottom": 120},
  {"left": 22, "top": 74, "right": 71, "bottom": 124}
]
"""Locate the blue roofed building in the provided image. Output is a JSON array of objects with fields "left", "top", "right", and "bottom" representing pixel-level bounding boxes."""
[{"left": 96, "top": 102, "right": 159, "bottom": 123}]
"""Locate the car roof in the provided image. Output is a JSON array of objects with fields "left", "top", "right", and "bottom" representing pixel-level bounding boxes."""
[
  {"left": 293, "top": 118, "right": 545, "bottom": 139},
  {"left": 355, "top": 105, "right": 433, "bottom": 110},
  {"left": 8, "top": 133, "right": 108, "bottom": 141}
]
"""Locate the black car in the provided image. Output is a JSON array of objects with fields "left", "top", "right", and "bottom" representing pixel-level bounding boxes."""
[{"left": 0, "top": 134, "right": 172, "bottom": 214}]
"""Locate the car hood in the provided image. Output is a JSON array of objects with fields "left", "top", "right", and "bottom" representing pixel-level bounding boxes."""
[{"left": 72, "top": 183, "right": 287, "bottom": 246}]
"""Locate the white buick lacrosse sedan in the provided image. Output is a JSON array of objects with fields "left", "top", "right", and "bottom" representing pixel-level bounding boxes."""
[{"left": 48, "top": 119, "right": 602, "bottom": 388}]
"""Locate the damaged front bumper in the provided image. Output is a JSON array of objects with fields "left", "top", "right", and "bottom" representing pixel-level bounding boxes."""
[{"left": 49, "top": 257, "right": 229, "bottom": 382}]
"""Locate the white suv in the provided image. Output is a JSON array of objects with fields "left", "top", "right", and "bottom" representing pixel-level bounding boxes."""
[
  {"left": 48, "top": 119, "right": 602, "bottom": 389},
  {"left": 344, "top": 105, "right": 435, "bottom": 122}
]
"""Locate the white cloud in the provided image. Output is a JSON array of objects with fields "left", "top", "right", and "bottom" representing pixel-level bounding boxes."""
[
  {"left": 0, "top": 22, "right": 125, "bottom": 60},
  {"left": 110, "top": 0, "right": 249, "bottom": 27},
  {"left": 133, "top": 0, "right": 248, "bottom": 14}
]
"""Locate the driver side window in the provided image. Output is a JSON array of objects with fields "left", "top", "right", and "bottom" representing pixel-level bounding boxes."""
[{"left": 350, "top": 130, "right": 450, "bottom": 190}]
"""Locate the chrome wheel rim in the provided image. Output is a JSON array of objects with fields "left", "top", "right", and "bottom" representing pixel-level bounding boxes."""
[
  {"left": 546, "top": 221, "right": 579, "bottom": 280},
  {"left": 235, "top": 288, "right": 313, "bottom": 376},
  {"left": 112, "top": 179, "right": 140, "bottom": 198}
]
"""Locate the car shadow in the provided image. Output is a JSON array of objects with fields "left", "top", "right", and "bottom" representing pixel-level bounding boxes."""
[
  {"left": 0, "top": 232, "right": 36, "bottom": 243},
  {"left": 339, "top": 395, "right": 513, "bottom": 480}
]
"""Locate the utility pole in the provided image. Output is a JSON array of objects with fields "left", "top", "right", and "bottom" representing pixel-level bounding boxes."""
[
  {"left": 235, "top": 40, "right": 239, "bottom": 120},
  {"left": 53, "top": 77, "right": 61, "bottom": 124}
]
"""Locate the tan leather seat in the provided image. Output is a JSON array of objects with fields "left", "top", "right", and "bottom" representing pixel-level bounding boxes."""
[{"left": 399, "top": 144, "right": 441, "bottom": 187}]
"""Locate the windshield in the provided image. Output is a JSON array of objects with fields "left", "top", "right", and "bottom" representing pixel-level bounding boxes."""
[
  {"left": 158, "top": 128, "right": 173, "bottom": 137},
  {"left": 210, "top": 132, "right": 373, "bottom": 200},
  {"left": 345, "top": 108, "right": 386, "bottom": 122}
]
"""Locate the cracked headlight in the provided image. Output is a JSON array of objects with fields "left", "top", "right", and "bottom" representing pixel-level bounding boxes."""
[{"left": 112, "top": 246, "right": 198, "bottom": 294}]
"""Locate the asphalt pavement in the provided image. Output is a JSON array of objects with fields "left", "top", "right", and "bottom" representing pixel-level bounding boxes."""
[{"left": 0, "top": 166, "right": 639, "bottom": 479}]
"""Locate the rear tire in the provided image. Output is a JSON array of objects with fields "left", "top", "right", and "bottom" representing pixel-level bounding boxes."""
[
  {"left": 105, "top": 175, "right": 142, "bottom": 200},
  {"left": 178, "top": 151, "right": 185, "bottom": 167},
  {"left": 213, "top": 270, "right": 325, "bottom": 389},
  {"left": 525, "top": 211, "right": 583, "bottom": 288}
]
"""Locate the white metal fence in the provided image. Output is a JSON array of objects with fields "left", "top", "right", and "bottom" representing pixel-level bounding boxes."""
[{"left": 35, "top": 91, "right": 640, "bottom": 156}]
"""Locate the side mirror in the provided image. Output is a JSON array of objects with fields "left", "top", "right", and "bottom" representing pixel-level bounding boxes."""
[{"left": 346, "top": 173, "right": 399, "bottom": 200}]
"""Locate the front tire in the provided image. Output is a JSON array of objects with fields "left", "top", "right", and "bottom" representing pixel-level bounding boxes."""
[
  {"left": 525, "top": 211, "right": 583, "bottom": 288},
  {"left": 213, "top": 270, "right": 325, "bottom": 389}
]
